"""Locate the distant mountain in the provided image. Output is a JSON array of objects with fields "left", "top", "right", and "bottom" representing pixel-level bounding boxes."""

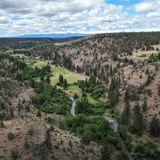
[{"left": 20, "top": 33, "right": 89, "bottom": 38}]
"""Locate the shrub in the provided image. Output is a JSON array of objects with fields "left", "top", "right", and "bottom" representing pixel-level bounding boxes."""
[
  {"left": 11, "top": 149, "right": 18, "bottom": 160},
  {"left": 81, "top": 131, "right": 91, "bottom": 145},
  {"left": 134, "top": 142, "right": 157, "bottom": 158},
  {"left": 24, "top": 138, "right": 30, "bottom": 149},
  {"left": 69, "top": 139, "right": 72, "bottom": 147},
  {"left": 150, "top": 116, "right": 160, "bottom": 137},
  {"left": 36, "top": 110, "right": 42, "bottom": 117},
  {"left": 101, "top": 141, "right": 110, "bottom": 160},
  {"left": 106, "top": 134, "right": 119, "bottom": 146},
  {"left": 50, "top": 125, "right": 54, "bottom": 131},
  {"left": 28, "top": 127, "right": 34, "bottom": 135},
  {"left": 116, "top": 152, "right": 129, "bottom": 160},
  {"left": 8, "top": 132, "right": 15, "bottom": 140},
  {"left": 0, "top": 120, "right": 4, "bottom": 128}
]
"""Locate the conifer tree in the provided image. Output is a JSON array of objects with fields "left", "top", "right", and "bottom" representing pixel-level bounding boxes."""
[
  {"left": 59, "top": 74, "right": 64, "bottom": 84},
  {"left": 101, "top": 141, "right": 111, "bottom": 160},
  {"left": 108, "top": 77, "right": 120, "bottom": 107},
  {"left": 158, "top": 84, "right": 160, "bottom": 96},
  {"left": 63, "top": 79, "right": 68, "bottom": 89},
  {"left": 0, "top": 120, "right": 4, "bottom": 128},
  {"left": 150, "top": 116, "right": 160, "bottom": 137},
  {"left": 46, "top": 75, "right": 51, "bottom": 85},
  {"left": 134, "top": 103, "right": 140, "bottom": 115},
  {"left": 121, "top": 101, "right": 130, "bottom": 125},
  {"left": 37, "top": 110, "right": 42, "bottom": 118},
  {"left": 10, "top": 107, "right": 14, "bottom": 118},
  {"left": 124, "top": 88, "right": 130, "bottom": 102},
  {"left": 142, "top": 97, "right": 148, "bottom": 112},
  {"left": 133, "top": 103, "right": 145, "bottom": 135}
]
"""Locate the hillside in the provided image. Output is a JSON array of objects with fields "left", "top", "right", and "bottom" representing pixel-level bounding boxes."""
[
  {"left": 0, "top": 53, "right": 102, "bottom": 160},
  {"left": 12, "top": 32, "right": 160, "bottom": 118},
  {"left": 0, "top": 32, "right": 160, "bottom": 160}
]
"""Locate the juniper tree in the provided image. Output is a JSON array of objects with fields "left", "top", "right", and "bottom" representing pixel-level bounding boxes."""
[
  {"left": 59, "top": 74, "right": 64, "bottom": 85},
  {"left": 133, "top": 103, "right": 145, "bottom": 135},
  {"left": 158, "top": 84, "right": 160, "bottom": 96},
  {"left": 146, "top": 74, "right": 152, "bottom": 86},
  {"left": 0, "top": 120, "right": 4, "bottom": 128},
  {"left": 101, "top": 141, "right": 111, "bottom": 160},
  {"left": 108, "top": 77, "right": 120, "bottom": 107},
  {"left": 124, "top": 88, "right": 130, "bottom": 102},
  {"left": 121, "top": 101, "right": 130, "bottom": 125},
  {"left": 40, "top": 75, "right": 45, "bottom": 82},
  {"left": 37, "top": 110, "right": 42, "bottom": 118},
  {"left": 63, "top": 79, "right": 68, "bottom": 89},
  {"left": 134, "top": 103, "right": 141, "bottom": 115},
  {"left": 150, "top": 116, "right": 160, "bottom": 137},
  {"left": 45, "top": 75, "right": 51, "bottom": 85},
  {"left": 142, "top": 97, "right": 148, "bottom": 112},
  {"left": 10, "top": 107, "right": 14, "bottom": 118}
]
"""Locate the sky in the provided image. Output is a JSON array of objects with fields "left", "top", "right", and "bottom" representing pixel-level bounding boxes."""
[{"left": 0, "top": 0, "right": 160, "bottom": 37}]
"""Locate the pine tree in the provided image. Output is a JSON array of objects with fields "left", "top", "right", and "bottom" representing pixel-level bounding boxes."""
[
  {"left": 110, "top": 65, "right": 113, "bottom": 75},
  {"left": 108, "top": 77, "right": 120, "bottom": 107},
  {"left": 10, "top": 107, "right": 14, "bottom": 118},
  {"left": 45, "top": 75, "right": 51, "bottom": 85},
  {"left": 121, "top": 101, "right": 130, "bottom": 125},
  {"left": 63, "top": 79, "right": 68, "bottom": 89},
  {"left": 142, "top": 97, "right": 148, "bottom": 112},
  {"left": 150, "top": 116, "right": 160, "bottom": 137},
  {"left": 101, "top": 141, "right": 111, "bottom": 160},
  {"left": 37, "top": 110, "right": 42, "bottom": 118},
  {"left": 40, "top": 75, "right": 45, "bottom": 82},
  {"left": 124, "top": 88, "right": 130, "bottom": 102},
  {"left": 146, "top": 74, "right": 152, "bottom": 86},
  {"left": 74, "top": 93, "right": 78, "bottom": 99},
  {"left": 0, "top": 120, "right": 4, "bottom": 128},
  {"left": 59, "top": 74, "right": 64, "bottom": 85},
  {"left": 134, "top": 103, "right": 140, "bottom": 115},
  {"left": 158, "top": 84, "right": 160, "bottom": 96},
  {"left": 17, "top": 101, "right": 22, "bottom": 112},
  {"left": 133, "top": 112, "right": 145, "bottom": 135},
  {"left": 133, "top": 103, "right": 145, "bottom": 135}
]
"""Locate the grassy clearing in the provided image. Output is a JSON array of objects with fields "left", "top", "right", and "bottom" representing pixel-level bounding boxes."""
[
  {"left": 67, "top": 84, "right": 82, "bottom": 95},
  {"left": 50, "top": 65, "right": 86, "bottom": 86},
  {"left": 20, "top": 57, "right": 105, "bottom": 106},
  {"left": 87, "top": 95, "right": 102, "bottom": 105},
  {"left": 21, "top": 57, "right": 87, "bottom": 94}
]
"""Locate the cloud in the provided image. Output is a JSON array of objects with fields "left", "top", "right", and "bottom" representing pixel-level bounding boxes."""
[
  {"left": 132, "top": 0, "right": 160, "bottom": 29},
  {"left": 0, "top": 0, "right": 159, "bottom": 36},
  {"left": 134, "top": 0, "right": 160, "bottom": 13},
  {"left": 0, "top": 16, "right": 10, "bottom": 24}
]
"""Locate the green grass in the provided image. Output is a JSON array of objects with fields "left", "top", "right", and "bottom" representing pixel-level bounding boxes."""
[
  {"left": 87, "top": 94, "right": 106, "bottom": 105},
  {"left": 104, "top": 109, "right": 112, "bottom": 116},
  {"left": 138, "top": 54, "right": 147, "bottom": 57},
  {"left": 19, "top": 57, "right": 87, "bottom": 96},
  {"left": 19, "top": 57, "right": 86, "bottom": 89},
  {"left": 87, "top": 95, "right": 100, "bottom": 105},
  {"left": 20, "top": 57, "right": 106, "bottom": 106},
  {"left": 12, "top": 50, "right": 109, "bottom": 114},
  {"left": 32, "top": 59, "right": 87, "bottom": 87},
  {"left": 25, "top": 58, "right": 37, "bottom": 66},
  {"left": 67, "top": 84, "right": 82, "bottom": 95},
  {"left": 50, "top": 65, "right": 86, "bottom": 85}
]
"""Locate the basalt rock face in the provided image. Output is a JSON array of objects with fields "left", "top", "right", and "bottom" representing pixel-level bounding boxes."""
[{"left": 33, "top": 129, "right": 53, "bottom": 160}]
